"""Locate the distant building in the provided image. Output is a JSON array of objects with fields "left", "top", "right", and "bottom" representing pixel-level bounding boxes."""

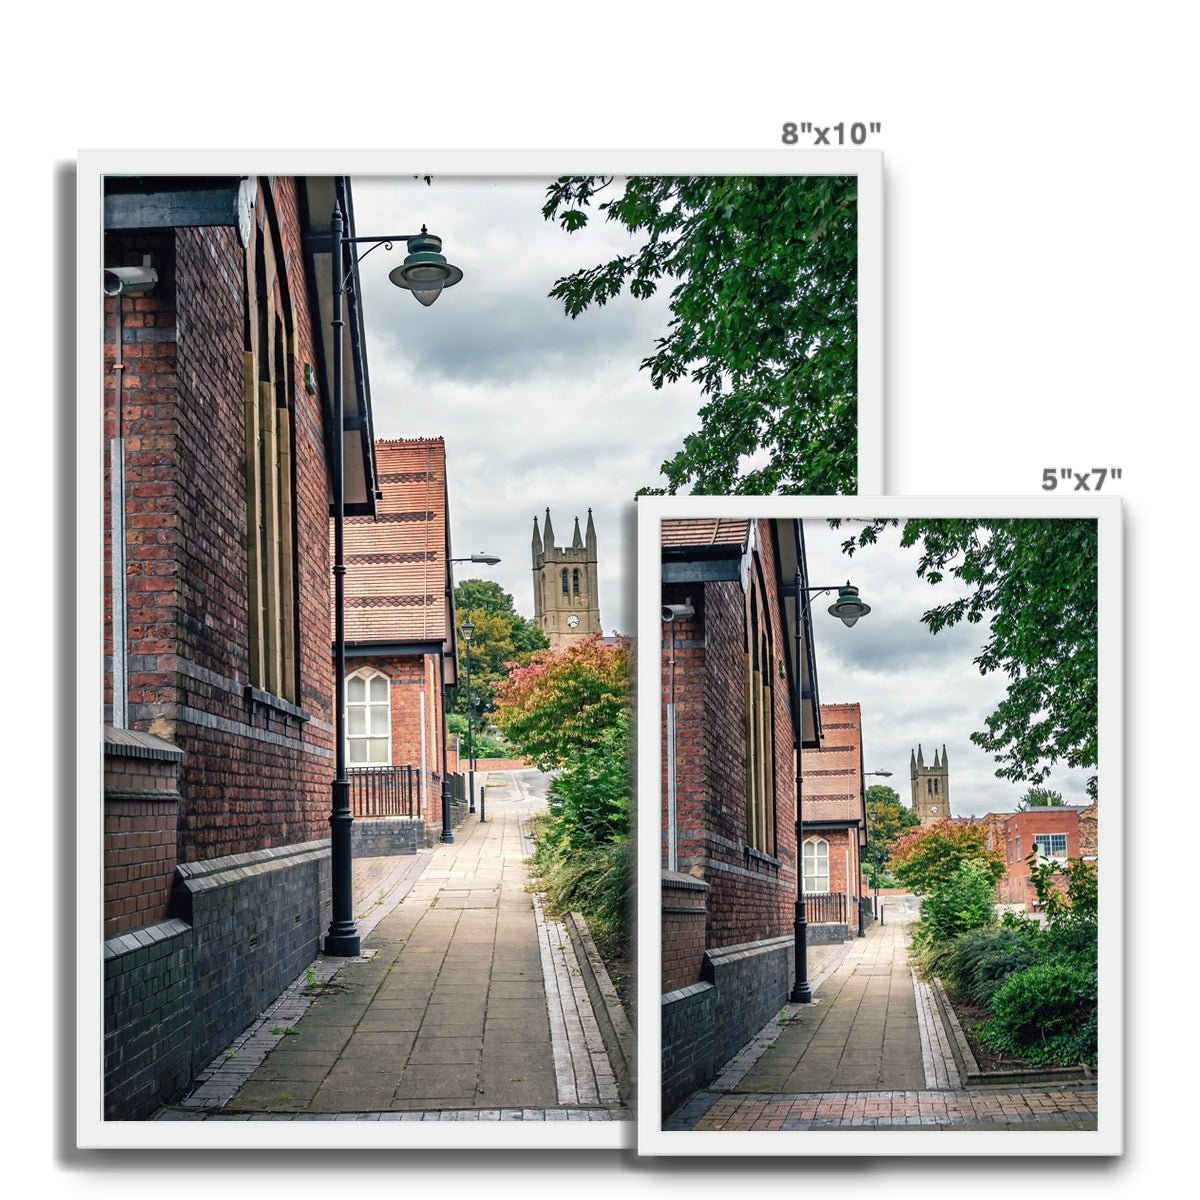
[
  {"left": 911, "top": 742, "right": 951, "bottom": 824},
  {"left": 799, "top": 703, "right": 868, "bottom": 935},
  {"left": 339, "top": 437, "right": 459, "bottom": 844},
  {"left": 982, "top": 804, "right": 1097, "bottom": 913},
  {"left": 531, "top": 507, "right": 601, "bottom": 646}
]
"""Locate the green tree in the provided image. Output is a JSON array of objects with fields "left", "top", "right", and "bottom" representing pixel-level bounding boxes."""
[
  {"left": 543, "top": 175, "right": 858, "bottom": 496},
  {"left": 1018, "top": 786, "right": 1067, "bottom": 810},
  {"left": 492, "top": 634, "right": 631, "bottom": 770},
  {"left": 453, "top": 579, "right": 548, "bottom": 720},
  {"left": 838, "top": 518, "right": 1098, "bottom": 798},
  {"left": 865, "top": 785, "right": 921, "bottom": 867},
  {"left": 889, "top": 820, "right": 1005, "bottom": 896}
]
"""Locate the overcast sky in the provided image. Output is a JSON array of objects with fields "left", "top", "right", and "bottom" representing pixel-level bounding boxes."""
[
  {"left": 800, "top": 518, "right": 1094, "bottom": 817},
  {"left": 351, "top": 174, "right": 696, "bottom": 637}
]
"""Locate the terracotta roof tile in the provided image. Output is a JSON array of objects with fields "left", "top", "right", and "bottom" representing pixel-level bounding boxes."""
[
  {"left": 334, "top": 438, "right": 452, "bottom": 647},
  {"left": 660, "top": 517, "right": 751, "bottom": 549}
]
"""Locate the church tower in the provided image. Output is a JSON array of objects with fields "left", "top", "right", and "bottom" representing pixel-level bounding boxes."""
[
  {"left": 910, "top": 743, "right": 951, "bottom": 825},
  {"left": 532, "top": 508, "right": 601, "bottom": 647}
]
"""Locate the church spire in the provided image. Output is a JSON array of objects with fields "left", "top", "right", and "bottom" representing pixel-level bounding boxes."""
[
  {"left": 572, "top": 515, "right": 583, "bottom": 550},
  {"left": 585, "top": 507, "right": 597, "bottom": 552},
  {"left": 543, "top": 507, "right": 555, "bottom": 550},
  {"left": 531, "top": 514, "right": 543, "bottom": 561}
]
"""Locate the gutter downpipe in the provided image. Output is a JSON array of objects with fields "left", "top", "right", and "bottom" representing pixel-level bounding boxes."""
[
  {"left": 110, "top": 295, "right": 128, "bottom": 729},
  {"left": 666, "top": 617, "right": 678, "bottom": 873}
]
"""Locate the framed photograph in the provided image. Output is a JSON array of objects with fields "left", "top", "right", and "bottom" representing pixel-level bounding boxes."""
[
  {"left": 77, "top": 151, "right": 882, "bottom": 1149},
  {"left": 637, "top": 494, "right": 1121, "bottom": 1157}
]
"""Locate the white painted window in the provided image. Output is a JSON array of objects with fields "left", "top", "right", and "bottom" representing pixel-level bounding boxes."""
[
  {"left": 347, "top": 669, "right": 391, "bottom": 765},
  {"left": 1034, "top": 832, "right": 1068, "bottom": 861},
  {"left": 803, "top": 837, "right": 830, "bottom": 893}
]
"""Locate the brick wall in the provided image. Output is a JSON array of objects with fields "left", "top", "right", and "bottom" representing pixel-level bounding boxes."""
[
  {"left": 104, "top": 178, "right": 336, "bottom": 866},
  {"left": 662, "top": 523, "right": 798, "bottom": 956},
  {"left": 104, "top": 731, "right": 183, "bottom": 937},
  {"left": 661, "top": 982, "right": 716, "bottom": 1117},
  {"left": 101, "top": 177, "right": 343, "bottom": 1118},
  {"left": 661, "top": 871, "right": 709, "bottom": 991},
  {"left": 103, "top": 919, "right": 192, "bottom": 1120},
  {"left": 998, "top": 808, "right": 1084, "bottom": 910}
]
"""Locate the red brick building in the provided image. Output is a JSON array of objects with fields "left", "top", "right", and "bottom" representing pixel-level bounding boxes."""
[
  {"left": 985, "top": 805, "right": 1095, "bottom": 912},
  {"left": 799, "top": 702, "right": 868, "bottom": 932},
  {"left": 659, "top": 517, "right": 822, "bottom": 1112},
  {"left": 340, "top": 437, "right": 459, "bottom": 841},
  {"left": 100, "top": 176, "right": 380, "bottom": 1118}
]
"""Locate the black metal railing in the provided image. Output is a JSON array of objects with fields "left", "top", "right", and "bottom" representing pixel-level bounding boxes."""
[
  {"left": 348, "top": 765, "right": 419, "bottom": 818},
  {"left": 804, "top": 891, "right": 848, "bottom": 924}
]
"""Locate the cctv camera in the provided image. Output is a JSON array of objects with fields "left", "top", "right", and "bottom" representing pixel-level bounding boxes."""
[
  {"left": 104, "top": 264, "right": 159, "bottom": 296},
  {"left": 662, "top": 602, "right": 695, "bottom": 621}
]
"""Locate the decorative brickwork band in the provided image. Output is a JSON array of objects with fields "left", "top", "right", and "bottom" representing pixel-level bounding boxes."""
[{"left": 345, "top": 594, "right": 438, "bottom": 608}]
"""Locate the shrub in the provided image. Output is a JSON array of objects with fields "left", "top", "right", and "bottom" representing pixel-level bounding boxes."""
[
  {"left": 948, "top": 926, "right": 1042, "bottom": 1008},
  {"left": 919, "top": 858, "right": 998, "bottom": 943},
  {"left": 980, "top": 953, "right": 1098, "bottom": 1066},
  {"left": 529, "top": 837, "right": 631, "bottom": 960},
  {"left": 540, "top": 713, "right": 631, "bottom": 852}
]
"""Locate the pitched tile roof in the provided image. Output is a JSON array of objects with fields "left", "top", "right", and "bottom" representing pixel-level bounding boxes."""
[
  {"left": 336, "top": 438, "right": 452, "bottom": 648},
  {"left": 801, "top": 702, "right": 865, "bottom": 825},
  {"left": 660, "top": 517, "right": 751, "bottom": 549}
]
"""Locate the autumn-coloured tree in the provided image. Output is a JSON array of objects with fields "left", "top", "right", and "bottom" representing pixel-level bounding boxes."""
[
  {"left": 890, "top": 819, "right": 1005, "bottom": 896},
  {"left": 492, "top": 634, "right": 631, "bottom": 771}
]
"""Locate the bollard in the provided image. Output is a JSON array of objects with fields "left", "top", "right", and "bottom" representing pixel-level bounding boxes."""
[{"left": 479, "top": 785, "right": 486, "bottom": 823}]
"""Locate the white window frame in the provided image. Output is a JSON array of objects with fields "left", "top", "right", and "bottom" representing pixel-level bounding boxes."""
[
  {"left": 803, "top": 836, "right": 830, "bottom": 894},
  {"left": 346, "top": 667, "right": 391, "bottom": 766},
  {"left": 1033, "top": 831, "right": 1069, "bottom": 862}
]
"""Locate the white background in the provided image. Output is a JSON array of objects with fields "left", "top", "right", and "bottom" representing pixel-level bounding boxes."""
[{"left": 13, "top": 0, "right": 1193, "bottom": 1192}]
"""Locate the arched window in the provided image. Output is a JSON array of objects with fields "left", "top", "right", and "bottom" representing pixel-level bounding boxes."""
[
  {"left": 346, "top": 668, "right": 390, "bottom": 765},
  {"left": 803, "top": 837, "right": 830, "bottom": 893},
  {"left": 572, "top": 568, "right": 580, "bottom": 596},
  {"left": 561, "top": 568, "right": 569, "bottom": 595}
]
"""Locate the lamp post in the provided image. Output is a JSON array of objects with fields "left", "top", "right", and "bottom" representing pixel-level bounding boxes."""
[
  {"left": 792, "top": 575, "right": 871, "bottom": 1002},
  {"left": 860, "top": 770, "right": 893, "bottom": 936},
  {"left": 461, "top": 617, "right": 476, "bottom": 814},
  {"left": 324, "top": 205, "right": 461, "bottom": 957}
]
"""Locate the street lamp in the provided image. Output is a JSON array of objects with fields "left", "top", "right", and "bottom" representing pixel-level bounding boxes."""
[
  {"left": 452, "top": 553, "right": 501, "bottom": 565},
  {"left": 325, "top": 205, "right": 462, "bottom": 958},
  {"left": 461, "top": 617, "right": 476, "bottom": 814},
  {"left": 860, "top": 770, "right": 893, "bottom": 936},
  {"left": 792, "top": 572, "right": 871, "bottom": 1003}
]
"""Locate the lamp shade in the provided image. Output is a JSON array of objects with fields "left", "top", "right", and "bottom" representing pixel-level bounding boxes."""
[
  {"left": 461, "top": 617, "right": 474, "bottom": 643},
  {"left": 828, "top": 582, "right": 871, "bottom": 627},
  {"left": 389, "top": 228, "right": 463, "bottom": 306}
]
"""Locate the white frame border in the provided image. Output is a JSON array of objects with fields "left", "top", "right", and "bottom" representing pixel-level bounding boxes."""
[
  {"left": 636, "top": 494, "right": 1123, "bottom": 1157},
  {"left": 77, "top": 149, "right": 882, "bottom": 1151}
]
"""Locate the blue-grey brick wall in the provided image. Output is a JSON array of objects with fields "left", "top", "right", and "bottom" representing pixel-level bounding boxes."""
[
  {"left": 661, "top": 935, "right": 795, "bottom": 1120},
  {"left": 705, "top": 935, "right": 792, "bottom": 1064},
  {"left": 171, "top": 840, "right": 332, "bottom": 1071},
  {"left": 103, "top": 919, "right": 193, "bottom": 1120},
  {"left": 662, "top": 982, "right": 716, "bottom": 1117},
  {"left": 351, "top": 816, "right": 423, "bottom": 857},
  {"left": 103, "top": 839, "right": 337, "bottom": 1118}
]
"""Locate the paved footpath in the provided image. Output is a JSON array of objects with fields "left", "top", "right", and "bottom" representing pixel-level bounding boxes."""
[
  {"left": 666, "top": 905, "right": 1098, "bottom": 1133},
  {"left": 156, "top": 770, "right": 629, "bottom": 1123}
]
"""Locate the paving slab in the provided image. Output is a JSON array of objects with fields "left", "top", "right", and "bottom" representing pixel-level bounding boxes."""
[{"left": 164, "top": 769, "right": 630, "bottom": 1124}]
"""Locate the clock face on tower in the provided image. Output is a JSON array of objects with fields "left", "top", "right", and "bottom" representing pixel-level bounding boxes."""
[{"left": 566, "top": 614, "right": 580, "bottom": 628}]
